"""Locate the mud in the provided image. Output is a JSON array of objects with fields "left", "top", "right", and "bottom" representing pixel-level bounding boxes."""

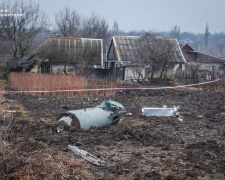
[{"left": 1, "top": 88, "right": 225, "bottom": 179}]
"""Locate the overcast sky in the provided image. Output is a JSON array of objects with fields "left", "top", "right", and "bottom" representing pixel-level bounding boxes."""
[{"left": 37, "top": 0, "right": 225, "bottom": 34}]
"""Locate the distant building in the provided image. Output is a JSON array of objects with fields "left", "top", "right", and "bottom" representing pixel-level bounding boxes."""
[
  {"left": 106, "top": 35, "right": 185, "bottom": 81},
  {"left": 180, "top": 43, "right": 225, "bottom": 75},
  {"left": 16, "top": 36, "right": 104, "bottom": 74}
]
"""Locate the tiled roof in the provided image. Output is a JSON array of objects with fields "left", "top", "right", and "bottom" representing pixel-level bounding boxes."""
[
  {"left": 182, "top": 50, "right": 196, "bottom": 62},
  {"left": 179, "top": 44, "right": 194, "bottom": 51},
  {"left": 196, "top": 52, "right": 225, "bottom": 63},
  {"left": 180, "top": 44, "right": 225, "bottom": 63},
  {"left": 109, "top": 36, "right": 185, "bottom": 64},
  {"left": 113, "top": 36, "right": 139, "bottom": 62}
]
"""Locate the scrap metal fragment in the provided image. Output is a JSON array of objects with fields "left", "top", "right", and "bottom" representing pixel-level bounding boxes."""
[
  {"left": 68, "top": 145, "right": 105, "bottom": 166},
  {"left": 2, "top": 110, "right": 17, "bottom": 113},
  {"left": 126, "top": 113, "right": 133, "bottom": 116},
  {"left": 142, "top": 107, "right": 178, "bottom": 117}
]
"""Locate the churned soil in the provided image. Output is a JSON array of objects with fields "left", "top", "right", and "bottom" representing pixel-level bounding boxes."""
[{"left": 1, "top": 88, "right": 225, "bottom": 179}]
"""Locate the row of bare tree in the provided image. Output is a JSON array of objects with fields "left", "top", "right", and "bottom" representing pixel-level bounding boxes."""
[
  {"left": 55, "top": 7, "right": 109, "bottom": 39},
  {"left": 0, "top": 1, "right": 110, "bottom": 59},
  {"left": 1, "top": 0, "right": 225, "bottom": 60}
]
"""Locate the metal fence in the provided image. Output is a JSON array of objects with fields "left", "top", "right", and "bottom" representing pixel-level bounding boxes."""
[{"left": 174, "top": 70, "right": 225, "bottom": 91}]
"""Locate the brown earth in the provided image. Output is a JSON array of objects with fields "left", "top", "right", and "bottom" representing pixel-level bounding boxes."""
[{"left": 1, "top": 87, "right": 225, "bottom": 180}]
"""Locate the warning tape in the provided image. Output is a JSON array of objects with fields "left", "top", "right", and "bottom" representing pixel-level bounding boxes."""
[{"left": 0, "top": 77, "right": 225, "bottom": 94}]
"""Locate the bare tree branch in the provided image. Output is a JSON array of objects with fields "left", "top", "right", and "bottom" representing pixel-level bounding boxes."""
[
  {"left": 80, "top": 12, "right": 109, "bottom": 39},
  {"left": 170, "top": 25, "right": 181, "bottom": 40},
  {"left": 128, "top": 33, "right": 177, "bottom": 83},
  {"left": 55, "top": 7, "right": 81, "bottom": 37},
  {"left": 0, "top": 0, "right": 48, "bottom": 57}
]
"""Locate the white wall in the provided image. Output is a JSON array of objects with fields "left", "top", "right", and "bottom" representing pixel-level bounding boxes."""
[
  {"left": 51, "top": 65, "right": 76, "bottom": 73},
  {"left": 124, "top": 66, "right": 145, "bottom": 80}
]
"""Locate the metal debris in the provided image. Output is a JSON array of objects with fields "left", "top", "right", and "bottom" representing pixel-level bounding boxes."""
[
  {"left": 142, "top": 107, "right": 178, "bottom": 117},
  {"left": 68, "top": 145, "right": 105, "bottom": 166},
  {"left": 1, "top": 110, "right": 17, "bottom": 113},
  {"left": 58, "top": 100, "right": 124, "bottom": 130},
  {"left": 126, "top": 113, "right": 133, "bottom": 116},
  {"left": 178, "top": 117, "right": 183, "bottom": 122}
]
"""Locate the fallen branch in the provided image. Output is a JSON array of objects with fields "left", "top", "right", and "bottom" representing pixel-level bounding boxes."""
[
  {"left": 0, "top": 148, "right": 18, "bottom": 164},
  {"left": 7, "top": 163, "right": 30, "bottom": 174},
  {"left": 68, "top": 145, "right": 105, "bottom": 166}
]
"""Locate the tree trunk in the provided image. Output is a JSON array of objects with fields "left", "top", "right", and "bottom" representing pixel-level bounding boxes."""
[
  {"left": 159, "top": 63, "right": 165, "bottom": 81},
  {"left": 63, "top": 64, "right": 67, "bottom": 75},
  {"left": 159, "top": 62, "right": 168, "bottom": 82},
  {"left": 150, "top": 64, "right": 155, "bottom": 84},
  {"left": 139, "top": 73, "right": 145, "bottom": 84}
]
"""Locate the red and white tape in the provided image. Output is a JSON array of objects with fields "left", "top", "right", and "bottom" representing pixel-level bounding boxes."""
[{"left": 1, "top": 77, "right": 225, "bottom": 94}]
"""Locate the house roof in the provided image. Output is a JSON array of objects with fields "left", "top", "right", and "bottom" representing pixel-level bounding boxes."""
[
  {"left": 179, "top": 43, "right": 186, "bottom": 49},
  {"left": 107, "top": 35, "right": 185, "bottom": 65},
  {"left": 179, "top": 44, "right": 194, "bottom": 51},
  {"left": 180, "top": 44, "right": 225, "bottom": 63},
  {"left": 38, "top": 36, "right": 103, "bottom": 66},
  {"left": 193, "top": 51, "right": 225, "bottom": 63},
  {"left": 181, "top": 51, "right": 196, "bottom": 63}
]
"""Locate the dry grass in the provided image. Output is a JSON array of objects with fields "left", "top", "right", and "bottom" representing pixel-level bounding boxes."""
[
  {"left": 0, "top": 78, "right": 95, "bottom": 179},
  {"left": 0, "top": 111, "right": 17, "bottom": 179},
  {"left": 9, "top": 72, "right": 116, "bottom": 97},
  {"left": 0, "top": 139, "right": 94, "bottom": 180},
  {"left": 0, "top": 125, "right": 12, "bottom": 164}
]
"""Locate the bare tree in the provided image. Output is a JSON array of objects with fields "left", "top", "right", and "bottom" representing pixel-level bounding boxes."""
[
  {"left": 76, "top": 46, "right": 100, "bottom": 80},
  {"left": 0, "top": 36, "right": 10, "bottom": 77},
  {"left": 55, "top": 7, "right": 81, "bottom": 37},
  {"left": 130, "top": 33, "right": 177, "bottom": 83},
  {"left": 214, "top": 39, "right": 225, "bottom": 58},
  {"left": 55, "top": 9, "right": 109, "bottom": 38},
  {"left": 111, "top": 20, "right": 120, "bottom": 35},
  {"left": 0, "top": 36, "right": 10, "bottom": 56},
  {"left": 204, "top": 23, "right": 209, "bottom": 49},
  {"left": 55, "top": 9, "right": 110, "bottom": 56},
  {"left": 0, "top": 0, "right": 48, "bottom": 58},
  {"left": 170, "top": 25, "right": 181, "bottom": 40},
  {"left": 80, "top": 12, "right": 109, "bottom": 39}
]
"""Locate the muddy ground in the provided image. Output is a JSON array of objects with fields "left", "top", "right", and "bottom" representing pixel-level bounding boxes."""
[{"left": 1, "top": 88, "right": 225, "bottom": 179}]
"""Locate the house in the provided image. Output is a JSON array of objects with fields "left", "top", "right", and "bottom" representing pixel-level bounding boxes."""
[
  {"left": 180, "top": 44, "right": 225, "bottom": 76},
  {"left": 13, "top": 36, "right": 104, "bottom": 74},
  {"left": 106, "top": 35, "right": 186, "bottom": 81}
]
